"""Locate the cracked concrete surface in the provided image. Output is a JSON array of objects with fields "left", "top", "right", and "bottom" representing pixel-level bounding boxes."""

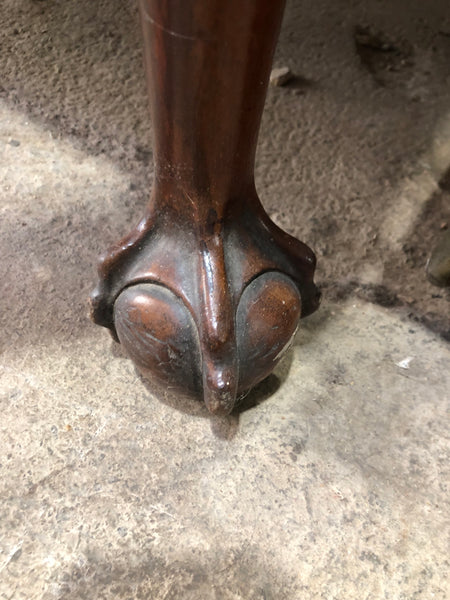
[{"left": 1, "top": 1, "right": 450, "bottom": 598}]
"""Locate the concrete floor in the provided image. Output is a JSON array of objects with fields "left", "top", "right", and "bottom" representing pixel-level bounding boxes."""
[
  {"left": 1, "top": 103, "right": 449, "bottom": 599},
  {"left": 1, "top": 1, "right": 450, "bottom": 598}
]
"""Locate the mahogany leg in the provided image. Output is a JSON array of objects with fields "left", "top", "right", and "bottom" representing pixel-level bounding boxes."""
[{"left": 90, "top": 0, "right": 320, "bottom": 415}]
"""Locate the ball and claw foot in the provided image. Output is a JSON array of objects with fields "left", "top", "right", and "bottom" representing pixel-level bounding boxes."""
[{"left": 90, "top": 192, "right": 320, "bottom": 415}]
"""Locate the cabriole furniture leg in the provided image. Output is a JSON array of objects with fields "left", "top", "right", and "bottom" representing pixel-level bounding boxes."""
[{"left": 90, "top": 0, "right": 320, "bottom": 415}]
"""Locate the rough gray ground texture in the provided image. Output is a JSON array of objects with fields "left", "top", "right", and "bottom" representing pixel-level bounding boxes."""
[{"left": 1, "top": 1, "right": 449, "bottom": 599}]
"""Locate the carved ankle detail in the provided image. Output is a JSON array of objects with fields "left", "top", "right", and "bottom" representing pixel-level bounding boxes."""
[{"left": 91, "top": 197, "right": 319, "bottom": 414}]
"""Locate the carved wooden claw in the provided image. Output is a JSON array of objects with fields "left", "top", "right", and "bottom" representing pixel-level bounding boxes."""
[
  {"left": 90, "top": 190, "right": 319, "bottom": 415},
  {"left": 90, "top": 0, "right": 320, "bottom": 414}
]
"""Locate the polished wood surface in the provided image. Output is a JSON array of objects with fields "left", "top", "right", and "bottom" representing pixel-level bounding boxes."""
[{"left": 91, "top": 0, "right": 319, "bottom": 415}]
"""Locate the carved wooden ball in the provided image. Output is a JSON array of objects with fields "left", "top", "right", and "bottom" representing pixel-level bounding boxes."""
[{"left": 114, "top": 272, "right": 301, "bottom": 413}]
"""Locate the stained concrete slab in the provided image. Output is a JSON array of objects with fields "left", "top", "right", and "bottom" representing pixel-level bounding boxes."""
[
  {"left": 1, "top": 102, "right": 449, "bottom": 599},
  {"left": 2, "top": 0, "right": 450, "bottom": 596}
]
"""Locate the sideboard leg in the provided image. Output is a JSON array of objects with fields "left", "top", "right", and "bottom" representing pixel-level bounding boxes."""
[{"left": 90, "top": 0, "right": 320, "bottom": 415}]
